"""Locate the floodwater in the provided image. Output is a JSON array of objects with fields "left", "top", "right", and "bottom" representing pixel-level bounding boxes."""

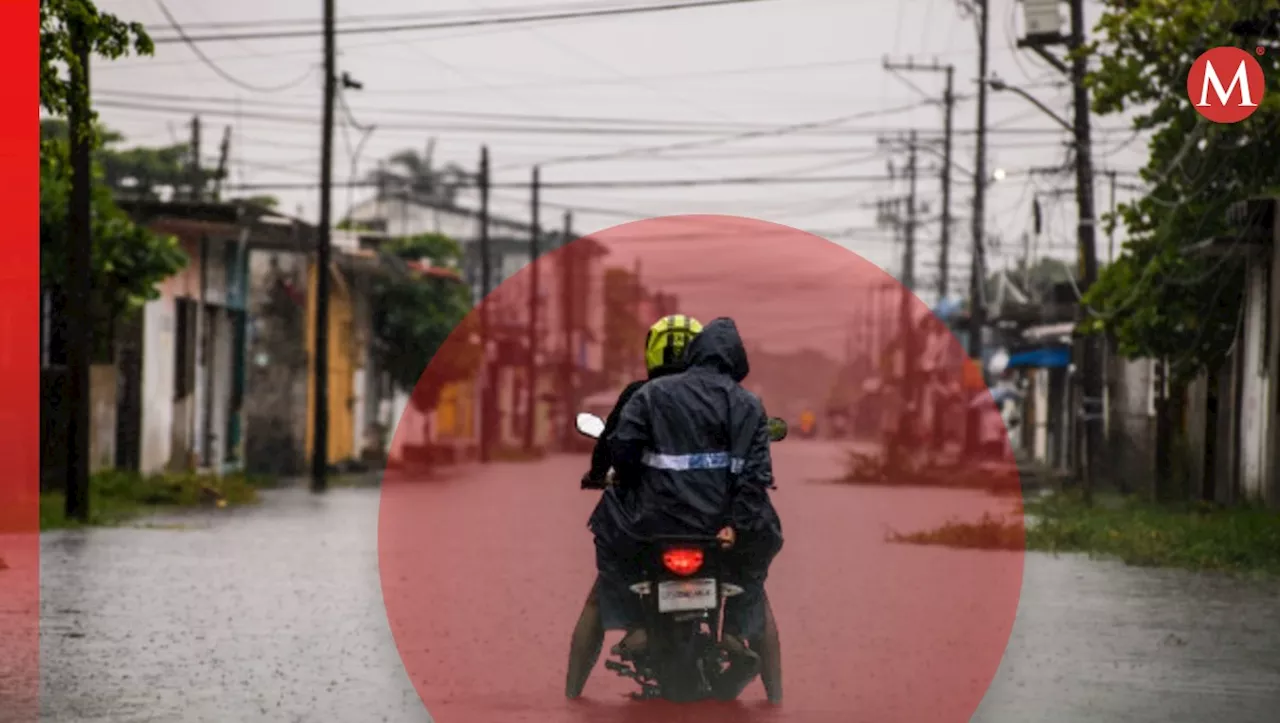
[{"left": 30, "top": 447, "right": 1280, "bottom": 722}]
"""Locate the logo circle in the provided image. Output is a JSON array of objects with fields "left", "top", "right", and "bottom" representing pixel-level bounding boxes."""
[{"left": 1187, "top": 46, "right": 1266, "bottom": 123}]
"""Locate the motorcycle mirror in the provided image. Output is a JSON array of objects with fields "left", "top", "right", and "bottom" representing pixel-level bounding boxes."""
[
  {"left": 575, "top": 412, "right": 606, "bottom": 440},
  {"left": 767, "top": 417, "right": 788, "bottom": 442}
]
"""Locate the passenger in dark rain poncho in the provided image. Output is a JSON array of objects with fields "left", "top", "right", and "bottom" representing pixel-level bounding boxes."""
[{"left": 607, "top": 317, "right": 784, "bottom": 701}]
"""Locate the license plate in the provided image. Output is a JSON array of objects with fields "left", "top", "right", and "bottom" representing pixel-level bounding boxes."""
[{"left": 657, "top": 578, "right": 717, "bottom": 613}]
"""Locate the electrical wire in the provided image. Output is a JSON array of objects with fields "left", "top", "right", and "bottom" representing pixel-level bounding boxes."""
[
  {"left": 219, "top": 168, "right": 1038, "bottom": 193},
  {"left": 152, "top": 0, "right": 318, "bottom": 93},
  {"left": 147, "top": 0, "right": 779, "bottom": 45},
  {"left": 338, "top": 88, "right": 378, "bottom": 223},
  {"left": 94, "top": 97, "right": 1137, "bottom": 144},
  {"left": 516, "top": 101, "right": 1129, "bottom": 169},
  {"left": 92, "top": 99, "right": 854, "bottom": 136},
  {"left": 158, "top": 1, "right": 685, "bottom": 32},
  {"left": 93, "top": 88, "right": 915, "bottom": 131}
]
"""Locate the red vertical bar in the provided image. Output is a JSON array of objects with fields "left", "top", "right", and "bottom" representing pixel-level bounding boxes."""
[{"left": 0, "top": 1, "right": 41, "bottom": 720}]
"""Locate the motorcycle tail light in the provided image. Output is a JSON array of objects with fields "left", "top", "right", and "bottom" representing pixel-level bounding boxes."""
[{"left": 662, "top": 548, "right": 704, "bottom": 576}]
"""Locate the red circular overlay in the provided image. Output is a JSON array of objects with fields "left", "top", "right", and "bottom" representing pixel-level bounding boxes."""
[
  {"left": 379, "top": 215, "right": 1023, "bottom": 722},
  {"left": 1187, "top": 46, "right": 1266, "bottom": 124}
]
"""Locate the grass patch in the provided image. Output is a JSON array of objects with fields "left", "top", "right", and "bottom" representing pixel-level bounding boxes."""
[
  {"left": 889, "top": 491, "right": 1280, "bottom": 576},
  {"left": 889, "top": 512, "right": 1026, "bottom": 550},
  {"left": 325, "top": 472, "right": 383, "bottom": 488},
  {"left": 837, "top": 450, "right": 1021, "bottom": 494},
  {"left": 40, "top": 469, "right": 270, "bottom": 530}
]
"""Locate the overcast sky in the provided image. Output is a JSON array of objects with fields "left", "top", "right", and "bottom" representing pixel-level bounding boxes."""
[{"left": 92, "top": 0, "right": 1149, "bottom": 306}]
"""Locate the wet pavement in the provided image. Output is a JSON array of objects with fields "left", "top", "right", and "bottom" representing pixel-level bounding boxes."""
[{"left": 34, "top": 441, "right": 1280, "bottom": 722}]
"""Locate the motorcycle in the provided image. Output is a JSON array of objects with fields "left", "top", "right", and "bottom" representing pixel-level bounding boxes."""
[{"left": 573, "top": 411, "right": 787, "bottom": 702}]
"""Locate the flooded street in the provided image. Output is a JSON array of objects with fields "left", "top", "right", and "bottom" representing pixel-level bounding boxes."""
[
  {"left": 40, "top": 489, "right": 428, "bottom": 723},
  {"left": 36, "top": 448, "right": 1280, "bottom": 722}
]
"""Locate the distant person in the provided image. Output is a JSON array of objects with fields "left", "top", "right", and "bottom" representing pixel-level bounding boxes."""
[{"left": 799, "top": 409, "right": 816, "bottom": 438}]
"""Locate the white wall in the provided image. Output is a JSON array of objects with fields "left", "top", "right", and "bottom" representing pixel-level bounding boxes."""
[
  {"left": 1239, "top": 261, "right": 1271, "bottom": 499},
  {"left": 209, "top": 311, "right": 235, "bottom": 470},
  {"left": 346, "top": 193, "right": 531, "bottom": 244},
  {"left": 140, "top": 235, "right": 242, "bottom": 475},
  {"left": 1032, "top": 368, "right": 1049, "bottom": 462},
  {"left": 139, "top": 295, "right": 177, "bottom": 474}
]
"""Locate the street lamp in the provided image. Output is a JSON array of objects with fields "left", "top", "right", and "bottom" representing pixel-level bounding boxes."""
[
  {"left": 985, "top": 77, "right": 1074, "bottom": 134},
  {"left": 987, "top": 71, "right": 1103, "bottom": 502}
]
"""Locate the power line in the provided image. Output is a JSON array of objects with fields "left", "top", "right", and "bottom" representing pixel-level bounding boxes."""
[
  {"left": 152, "top": 0, "right": 318, "bottom": 93},
  {"left": 519, "top": 101, "right": 942, "bottom": 167},
  {"left": 94, "top": 88, "right": 901, "bottom": 131},
  {"left": 94, "top": 96, "right": 1140, "bottom": 138},
  {"left": 148, "top": 0, "right": 779, "bottom": 45},
  {"left": 91, "top": 98, "right": 932, "bottom": 137},
  {"left": 222, "top": 169, "right": 1036, "bottom": 192},
  {"left": 156, "top": 0, "right": 669, "bottom": 31},
  {"left": 94, "top": 97, "right": 1137, "bottom": 145}
]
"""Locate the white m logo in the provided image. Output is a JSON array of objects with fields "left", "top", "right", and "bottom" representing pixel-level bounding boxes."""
[{"left": 1197, "top": 59, "right": 1258, "bottom": 107}]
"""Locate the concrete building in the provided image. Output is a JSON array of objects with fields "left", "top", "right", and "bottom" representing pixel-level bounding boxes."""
[
  {"left": 341, "top": 191, "right": 610, "bottom": 456},
  {"left": 117, "top": 200, "right": 317, "bottom": 476},
  {"left": 1181, "top": 196, "right": 1280, "bottom": 507}
]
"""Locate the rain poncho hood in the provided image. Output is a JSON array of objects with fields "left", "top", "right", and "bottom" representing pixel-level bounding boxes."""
[{"left": 684, "top": 317, "right": 750, "bottom": 382}]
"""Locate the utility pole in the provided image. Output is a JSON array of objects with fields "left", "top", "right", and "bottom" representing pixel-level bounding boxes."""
[
  {"left": 478, "top": 146, "right": 493, "bottom": 463},
  {"left": 939, "top": 65, "right": 955, "bottom": 301},
  {"left": 969, "top": 0, "right": 989, "bottom": 364},
  {"left": 213, "top": 126, "right": 231, "bottom": 201},
  {"left": 1069, "top": 0, "right": 1103, "bottom": 505},
  {"left": 964, "top": 0, "right": 991, "bottom": 457},
  {"left": 311, "top": 0, "right": 336, "bottom": 493},
  {"left": 1013, "top": 0, "right": 1102, "bottom": 501},
  {"left": 560, "top": 210, "right": 576, "bottom": 450},
  {"left": 882, "top": 57, "right": 956, "bottom": 299},
  {"left": 1106, "top": 169, "right": 1117, "bottom": 263},
  {"left": 64, "top": 17, "right": 92, "bottom": 523},
  {"left": 189, "top": 115, "right": 202, "bottom": 201},
  {"left": 903, "top": 131, "right": 918, "bottom": 293},
  {"left": 894, "top": 132, "right": 919, "bottom": 470},
  {"left": 524, "top": 166, "right": 540, "bottom": 452},
  {"left": 874, "top": 131, "right": 920, "bottom": 470},
  {"left": 633, "top": 259, "right": 644, "bottom": 380}
]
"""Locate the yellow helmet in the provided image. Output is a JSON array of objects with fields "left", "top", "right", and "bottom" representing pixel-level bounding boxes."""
[{"left": 644, "top": 314, "right": 703, "bottom": 374}]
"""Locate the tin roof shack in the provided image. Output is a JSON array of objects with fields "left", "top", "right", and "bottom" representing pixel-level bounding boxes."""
[
  {"left": 983, "top": 273, "right": 1080, "bottom": 472},
  {"left": 113, "top": 199, "right": 318, "bottom": 476}
]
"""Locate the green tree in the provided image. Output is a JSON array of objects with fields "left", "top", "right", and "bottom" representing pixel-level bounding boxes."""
[
  {"left": 40, "top": 130, "right": 187, "bottom": 350},
  {"left": 1081, "top": 0, "right": 1280, "bottom": 382},
  {"left": 41, "top": 0, "right": 152, "bottom": 137},
  {"left": 365, "top": 147, "right": 469, "bottom": 206},
  {"left": 40, "top": 2, "right": 184, "bottom": 351},
  {"left": 41, "top": 117, "right": 215, "bottom": 201},
  {"left": 371, "top": 233, "right": 478, "bottom": 410}
]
